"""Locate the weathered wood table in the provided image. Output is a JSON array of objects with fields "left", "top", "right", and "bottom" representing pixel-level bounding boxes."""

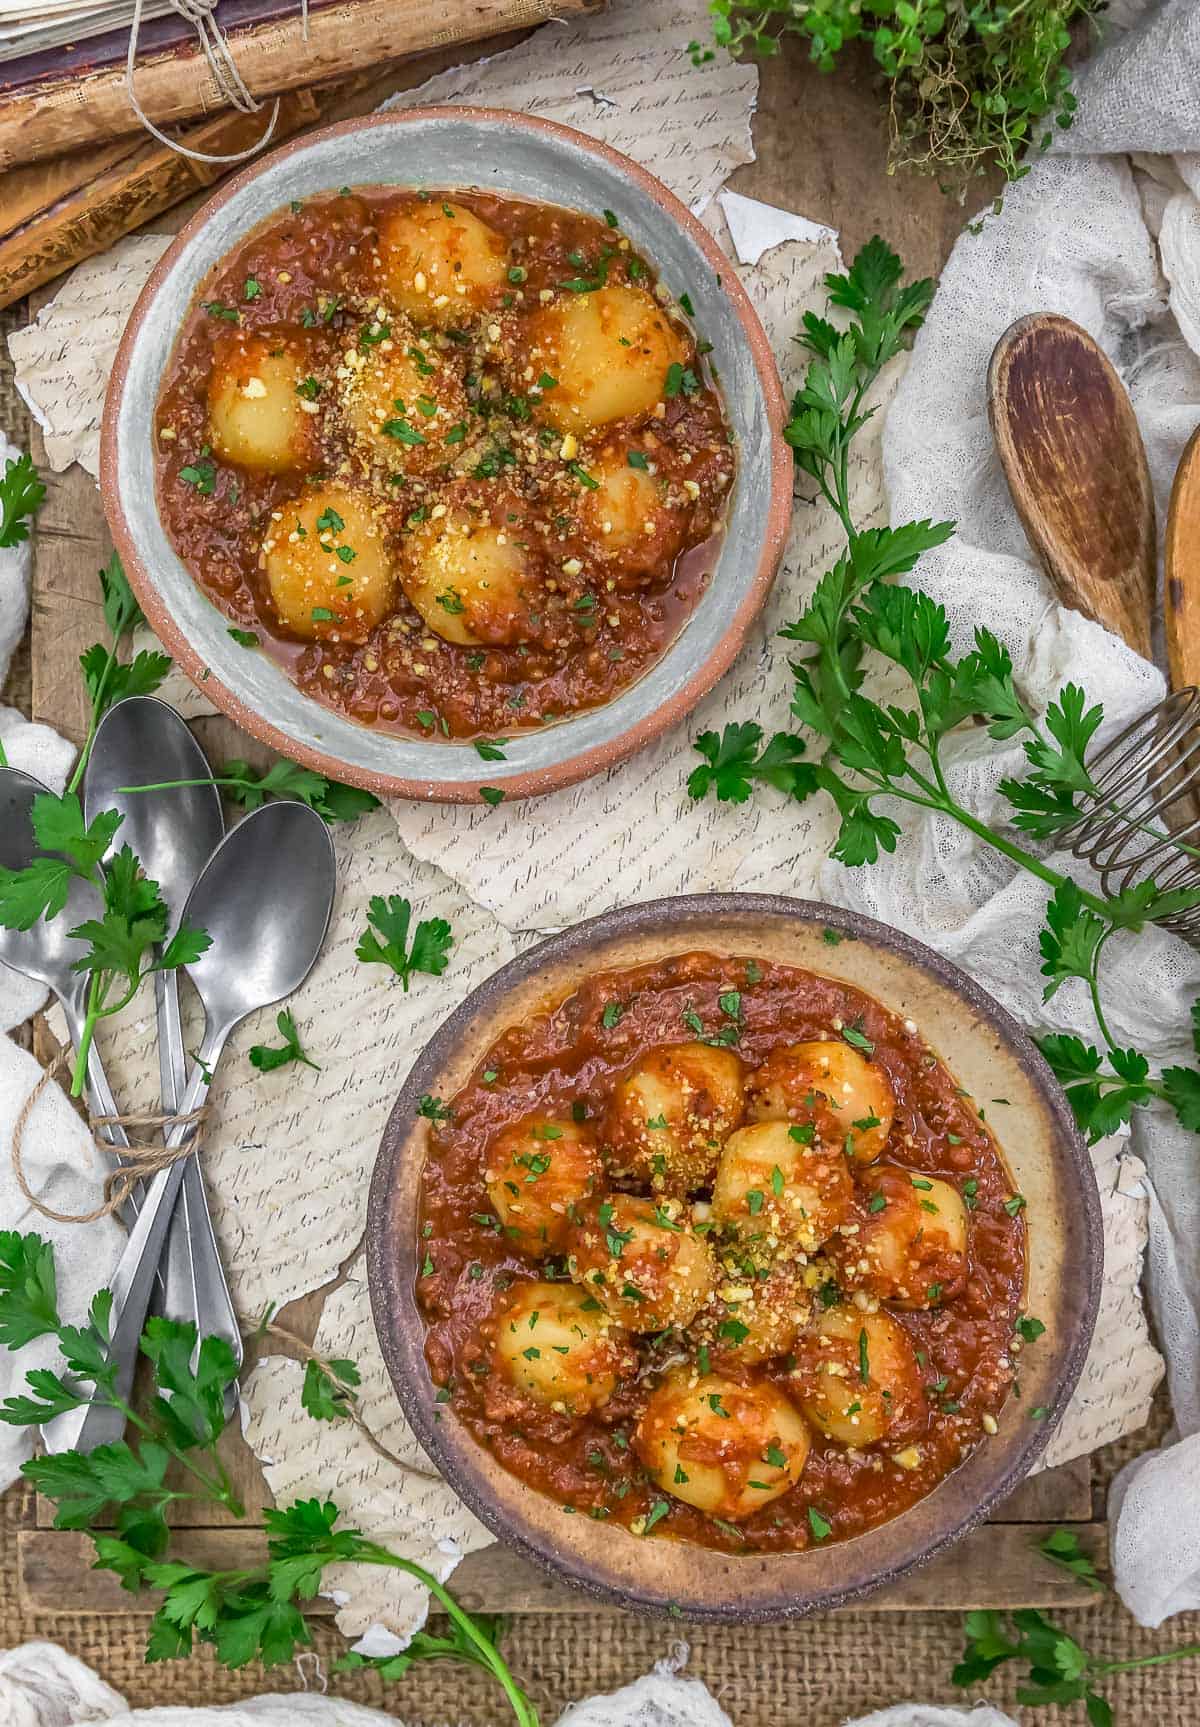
[{"left": 15, "top": 30, "right": 1107, "bottom": 1630}]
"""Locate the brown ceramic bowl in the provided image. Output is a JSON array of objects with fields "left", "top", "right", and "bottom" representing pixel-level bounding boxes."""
[
  {"left": 367, "top": 894, "right": 1102, "bottom": 1620},
  {"left": 101, "top": 107, "right": 791, "bottom": 803}
]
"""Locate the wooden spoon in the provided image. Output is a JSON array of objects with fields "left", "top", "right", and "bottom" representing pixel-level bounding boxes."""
[
  {"left": 1166, "top": 423, "right": 1200, "bottom": 690},
  {"left": 988, "top": 312, "right": 1155, "bottom": 658}
]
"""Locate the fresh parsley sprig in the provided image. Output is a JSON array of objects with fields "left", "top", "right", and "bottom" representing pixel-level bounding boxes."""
[
  {"left": 688, "top": 237, "right": 1200, "bottom": 1146},
  {"left": 0, "top": 791, "right": 210, "bottom": 1095},
  {"left": 117, "top": 756, "right": 381, "bottom": 825},
  {"left": 1035, "top": 1528, "right": 1105, "bottom": 1593},
  {"left": 248, "top": 1008, "right": 320, "bottom": 1075},
  {"left": 356, "top": 895, "right": 454, "bottom": 992},
  {"left": 73, "top": 553, "right": 172, "bottom": 795},
  {"left": 0, "top": 449, "right": 46, "bottom": 552},
  {"left": 1, "top": 1234, "right": 539, "bottom": 1725},
  {"left": 952, "top": 1529, "right": 1200, "bottom": 1722}
]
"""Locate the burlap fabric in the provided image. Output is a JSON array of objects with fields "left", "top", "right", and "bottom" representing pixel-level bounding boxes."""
[{"left": 5, "top": 1474, "right": 1200, "bottom": 1724}]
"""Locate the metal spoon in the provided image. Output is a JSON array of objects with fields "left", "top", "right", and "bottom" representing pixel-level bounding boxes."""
[
  {"left": 83, "top": 697, "right": 232, "bottom": 1360},
  {"left": 43, "top": 799, "right": 336, "bottom": 1454},
  {"left": 0, "top": 765, "right": 138, "bottom": 1449}
]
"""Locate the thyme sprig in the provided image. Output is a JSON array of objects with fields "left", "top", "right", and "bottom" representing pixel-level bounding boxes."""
[
  {"left": 694, "top": 1, "right": 1101, "bottom": 187},
  {"left": 688, "top": 238, "right": 1200, "bottom": 1145}
]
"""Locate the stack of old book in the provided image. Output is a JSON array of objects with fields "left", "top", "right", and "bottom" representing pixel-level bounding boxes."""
[{"left": 0, "top": 0, "right": 600, "bottom": 310}]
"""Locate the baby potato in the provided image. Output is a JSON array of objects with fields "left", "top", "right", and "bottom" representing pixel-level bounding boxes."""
[
  {"left": 524, "top": 285, "right": 688, "bottom": 432},
  {"left": 578, "top": 446, "right": 685, "bottom": 576},
  {"left": 262, "top": 484, "right": 393, "bottom": 643},
  {"left": 342, "top": 341, "right": 468, "bottom": 474},
  {"left": 636, "top": 1367, "right": 811, "bottom": 1520},
  {"left": 699, "top": 1262, "right": 811, "bottom": 1369},
  {"left": 794, "top": 1303, "right": 925, "bottom": 1448},
  {"left": 207, "top": 332, "right": 315, "bottom": 472},
  {"left": 711, "top": 1119, "right": 854, "bottom": 1256},
  {"left": 567, "top": 1193, "right": 715, "bottom": 1332},
  {"left": 400, "top": 499, "right": 537, "bottom": 647},
  {"left": 490, "top": 1280, "right": 632, "bottom": 1415},
  {"left": 747, "top": 1039, "right": 895, "bottom": 1163},
  {"left": 605, "top": 1041, "right": 744, "bottom": 1195},
  {"left": 377, "top": 199, "right": 508, "bottom": 325},
  {"left": 828, "top": 1166, "right": 968, "bottom": 1309},
  {"left": 484, "top": 1116, "right": 602, "bottom": 1256}
]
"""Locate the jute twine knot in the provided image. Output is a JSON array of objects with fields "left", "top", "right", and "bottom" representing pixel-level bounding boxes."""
[
  {"left": 12, "top": 1050, "right": 210, "bottom": 1227},
  {"left": 124, "top": 0, "right": 310, "bottom": 166}
]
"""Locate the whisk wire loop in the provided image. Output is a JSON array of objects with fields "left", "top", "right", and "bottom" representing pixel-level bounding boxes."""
[{"left": 1062, "top": 687, "right": 1200, "bottom": 940}]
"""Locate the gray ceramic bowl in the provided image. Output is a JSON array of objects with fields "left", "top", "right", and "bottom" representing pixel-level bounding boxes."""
[
  {"left": 367, "top": 893, "right": 1103, "bottom": 1620},
  {"left": 101, "top": 107, "right": 791, "bottom": 802}
]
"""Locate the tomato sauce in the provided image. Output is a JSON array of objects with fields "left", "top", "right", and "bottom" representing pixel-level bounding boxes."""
[
  {"left": 154, "top": 189, "right": 734, "bottom": 741},
  {"left": 416, "top": 950, "right": 1027, "bottom": 1555}
]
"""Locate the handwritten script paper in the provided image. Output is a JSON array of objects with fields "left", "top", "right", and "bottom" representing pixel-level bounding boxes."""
[
  {"left": 1040, "top": 1138, "right": 1161, "bottom": 1474},
  {"left": 243, "top": 1260, "right": 493, "bottom": 1644},
  {"left": 8, "top": 235, "right": 171, "bottom": 477},
  {"left": 9, "top": 0, "right": 1161, "bottom": 1640}
]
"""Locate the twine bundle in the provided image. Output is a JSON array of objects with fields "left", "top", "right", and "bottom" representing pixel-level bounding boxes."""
[
  {"left": 124, "top": 0, "right": 308, "bottom": 164},
  {"left": 10, "top": 1050, "right": 208, "bottom": 1226}
]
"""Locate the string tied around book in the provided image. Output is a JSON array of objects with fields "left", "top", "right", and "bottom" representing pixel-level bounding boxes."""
[
  {"left": 11, "top": 1048, "right": 210, "bottom": 1225},
  {"left": 125, "top": 0, "right": 309, "bottom": 165}
]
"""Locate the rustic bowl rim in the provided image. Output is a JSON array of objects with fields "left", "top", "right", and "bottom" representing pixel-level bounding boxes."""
[
  {"left": 366, "top": 892, "right": 1103, "bottom": 1621},
  {"left": 100, "top": 105, "right": 792, "bottom": 803}
]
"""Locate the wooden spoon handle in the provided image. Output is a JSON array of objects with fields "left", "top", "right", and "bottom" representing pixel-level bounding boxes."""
[
  {"left": 1166, "top": 424, "right": 1200, "bottom": 691},
  {"left": 988, "top": 312, "right": 1156, "bottom": 658}
]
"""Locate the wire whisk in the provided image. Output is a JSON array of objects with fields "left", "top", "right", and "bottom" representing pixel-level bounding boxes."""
[{"left": 1062, "top": 686, "right": 1200, "bottom": 941}]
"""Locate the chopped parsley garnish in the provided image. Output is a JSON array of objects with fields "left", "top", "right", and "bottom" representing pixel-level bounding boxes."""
[
  {"left": 383, "top": 418, "right": 426, "bottom": 445},
  {"left": 842, "top": 1022, "right": 875, "bottom": 1055},
  {"left": 417, "top": 1094, "right": 454, "bottom": 1122},
  {"left": 179, "top": 460, "right": 216, "bottom": 495},
  {"left": 641, "top": 1500, "right": 670, "bottom": 1534},
  {"left": 664, "top": 362, "right": 700, "bottom": 398},
  {"left": 807, "top": 1506, "right": 832, "bottom": 1541}
]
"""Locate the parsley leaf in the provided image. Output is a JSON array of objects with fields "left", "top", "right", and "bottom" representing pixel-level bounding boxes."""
[
  {"left": 215, "top": 758, "right": 380, "bottom": 824},
  {"left": 300, "top": 1356, "right": 361, "bottom": 1422},
  {"left": 248, "top": 1009, "right": 320, "bottom": 1074},
  {"left": 0, "top": 450, "right": 46, "bottom": 548},
  {"left": 356, "top": 895, "right": 454, "bottom": 992},
  {"left": 687, "top": 723, "right": 814, "bottom": 803}
]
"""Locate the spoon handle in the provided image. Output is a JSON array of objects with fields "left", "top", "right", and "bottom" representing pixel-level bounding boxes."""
[
  {"left": 155, "top": 967, "right": 243, "bottom": 1386},
  {"left": 40, "top": 1043, "right": 220, "bottom": 1456}
]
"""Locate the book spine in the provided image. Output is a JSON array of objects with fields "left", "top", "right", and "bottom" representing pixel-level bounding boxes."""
[
  {"left": 0, "top": 86, "right": 326, "bottom": 311},
  {"left": 0, "top": 0, "right": 603, "bottom": 170}
]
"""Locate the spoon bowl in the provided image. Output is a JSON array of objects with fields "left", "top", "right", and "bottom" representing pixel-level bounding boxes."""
[
  {"left": 183, "top": 799, "right": 337, "bottom": 1045},
  {"left": 0, "top": 768, "right": 101, "bottom": 1001},
  {"left": 85, "top": 697, "right": 224, "bottom": 939}
]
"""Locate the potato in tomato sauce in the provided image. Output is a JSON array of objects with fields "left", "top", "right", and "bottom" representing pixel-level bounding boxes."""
[
  {"left": 415, "top": 951, "right": 1028, "bottom": 1554},
  {"left": 154, "top": 188, "right": 735, "bottom": 741}
]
